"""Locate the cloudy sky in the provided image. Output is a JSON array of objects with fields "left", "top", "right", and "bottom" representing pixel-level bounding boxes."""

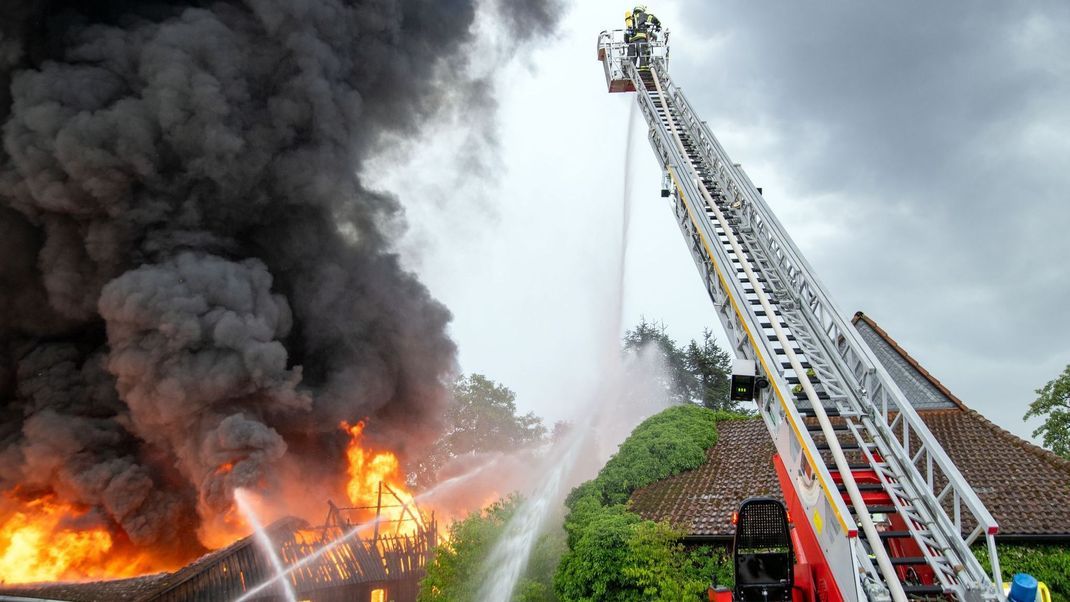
[{"left": 371, "top": 1, "right": 1070, "bottom": 442}]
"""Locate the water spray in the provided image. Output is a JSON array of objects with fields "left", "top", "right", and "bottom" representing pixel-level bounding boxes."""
[
  {"left": 472, "top": 102, "right": 643, "bottom": 601},
  {"left": 233, "top": 489, "right": 298, "bottom": 602}
]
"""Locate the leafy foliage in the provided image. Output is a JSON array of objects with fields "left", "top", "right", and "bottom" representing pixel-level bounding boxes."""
[
  {"left": 687, "top": 545, "right": 734, "bottom": 589},
  {"left": 444, "top": 374, "right": 548, "bottom": 454},
  {"left": 418, "top": 494, "right": 563, "bottom": 602},
  {"left": 623, "top": 318, "right": 738, "bottom": 412},
  {"left": 1024, "top": 364, "right": 1070, "bottom": 458},
  {"left": 973, "top": 544, "right": 1070, "bottom": 599},
  {"left": 583, "top": 404, "right": 727, "bottom": 506},
  {"left": 414, "top": 373, "right": 547, "bottom": 485},
  {"left": 555, "top": 405, "right": 744, "bottom": 600}
]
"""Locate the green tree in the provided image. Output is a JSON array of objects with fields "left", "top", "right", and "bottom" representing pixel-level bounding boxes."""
[
  {"left": 414, "top": 374, "right": 547, "bottom": 485},
  {"left": 623, "top": 318, "right": 693, "bottom": 404},
  {"left": 442, "top": 374, "right": 547, "bottom": 456},
  {"left": 1024, "top": 364, "right": 1070, "bottom": 458},
  {"left": 685, "top": 329, "right": 734, "bottom": 411},
  {"left": 623, "top": 319, "right": 736, "bottom": 411}
]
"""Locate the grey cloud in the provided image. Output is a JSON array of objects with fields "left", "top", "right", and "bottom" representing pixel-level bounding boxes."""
[{"left": 672, "top": 1, "right": 1070, "bottom": 431}]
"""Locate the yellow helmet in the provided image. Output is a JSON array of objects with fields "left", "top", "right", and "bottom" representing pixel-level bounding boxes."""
[{"left": 624, "top": 10, "right": 632, "bottom": 18}]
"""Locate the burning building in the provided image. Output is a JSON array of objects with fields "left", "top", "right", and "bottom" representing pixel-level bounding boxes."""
[
  {"left": 1, "top": 491, "right": 438, "bottom": 602},
  {"left": 0, "top": 0, "right": 556, "bottom": 592}
]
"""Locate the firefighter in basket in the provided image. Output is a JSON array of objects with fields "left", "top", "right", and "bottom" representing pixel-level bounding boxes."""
[{"left": 625, "top": 5, "right": 662, "bottom": 69}]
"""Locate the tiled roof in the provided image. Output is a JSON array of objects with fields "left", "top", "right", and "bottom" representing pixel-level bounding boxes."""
[
  {"left": 921, "top": 408, "right": 1070, "bottom": 536},
  {"left": 852, "top": 312, "right": 963, "bottom": 411},
  {"left": 631, "top": 412, "right": 1070, "bottom": 539},
  {"left": 630, "top": 418, "right": 780, "bottom": 538},
  {"left": 630, "top": 314, "right": 1070, "bottom": 540}
]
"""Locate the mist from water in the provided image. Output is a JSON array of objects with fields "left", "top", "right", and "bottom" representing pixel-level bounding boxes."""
[{"left": 473, "top": 102, "right": 649, "bottom": 601}]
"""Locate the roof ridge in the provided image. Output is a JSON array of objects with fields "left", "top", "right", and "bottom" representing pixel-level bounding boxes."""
[{"left": 852, "top": 311, "right": 967, "bottom": 411}]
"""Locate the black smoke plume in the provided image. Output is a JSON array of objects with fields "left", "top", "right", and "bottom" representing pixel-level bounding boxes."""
[{"left": 0, "top": 0, "right": 557, "bottom": 560}]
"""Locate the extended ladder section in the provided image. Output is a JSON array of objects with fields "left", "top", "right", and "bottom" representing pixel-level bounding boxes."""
[{"left": 597, "top": 30, "right": 1004, "bottom": 602}]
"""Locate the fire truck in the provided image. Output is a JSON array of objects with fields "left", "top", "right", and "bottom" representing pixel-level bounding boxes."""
[{"left": 596, "top": 26, "right": 1042, "bottom": 602}]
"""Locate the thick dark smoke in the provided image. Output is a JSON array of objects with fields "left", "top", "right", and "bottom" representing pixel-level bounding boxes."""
[{"left": 0, "top": 0, "right": 558, "bottom": 558}]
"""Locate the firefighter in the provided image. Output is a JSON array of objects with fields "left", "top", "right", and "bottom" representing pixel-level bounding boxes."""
[
  {"left": 625, "top": 5, "right": 662, "bottom": 69},
  {"left": 631, "top": 5, "right": 662, "bottom": 40}
]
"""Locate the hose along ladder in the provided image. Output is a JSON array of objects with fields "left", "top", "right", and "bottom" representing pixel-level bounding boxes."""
[{"left": 597, "top": 30, "right": 1004, "bottom": 602}]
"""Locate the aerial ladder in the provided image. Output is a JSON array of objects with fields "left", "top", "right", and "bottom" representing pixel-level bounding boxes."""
[{"left": 597, "top": 28, "right": 1005, "bottom": 602}]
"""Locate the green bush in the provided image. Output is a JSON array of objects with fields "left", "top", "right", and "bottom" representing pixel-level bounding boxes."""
[
  {"left": 572, "top": 405, "right": 736, "bottom": 507},
  {"left": 686, "top": 545, "right": 734, "bottom": 589},
  {"left": 554, "top": 406, "right": 744, "bottom": 601},
  {"left": 973, "top": 544, "right": 1070, "bottom": 599},
  {"left": 418, "top": 495, "right": 563, "bottom": 602}
]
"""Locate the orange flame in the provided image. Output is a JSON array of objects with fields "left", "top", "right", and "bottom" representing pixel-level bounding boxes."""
[
  {"left": 0, "top": 493, "right": 163, "bottom": 584},
  {"left": 342, "top": 421, "right": 420, "bottom": 538},
  {"left": 0, "top": 422, "right": 439, "bottom": 586}
]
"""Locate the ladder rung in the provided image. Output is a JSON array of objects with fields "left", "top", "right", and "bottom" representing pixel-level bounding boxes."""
[
  {"left": 844, "top": 462, "right": 885, "bottom": 470},
  {"left": 766, "top": 334, "right": 796, "bottom": 341},
  {"left": 878, "top": 531, "right": 913, "bottom": 539},
  {"left": 753, "top": 310, "right": 783, "bottom": 318},
  {"left": 805, "top": 424, "right": 849, "bottom": 433},
  {"left": 795, "top": 391, "right": 830, "bottom": 401},
  {"left": 888, "top": 556, "right": 928, "bottom": 566},
  {"left": 902, "top": 584, "right": 945, "bottom": 595},
  {"left": 861, "top": 505, "right": 897, "bottom": 514},
  {"left": 799, "top": 407, "right": 840, "bottom": 417},
  {"left": 837, "top": 483, "right": 884, "bottom": 492},
  {"left": 816, "top": 441, "right": 859, "bottom": 451}
]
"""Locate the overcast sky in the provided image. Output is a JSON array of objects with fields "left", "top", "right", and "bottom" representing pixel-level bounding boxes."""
[{"left": 371, "top": 1, "right": 1070, "bottom": 442}]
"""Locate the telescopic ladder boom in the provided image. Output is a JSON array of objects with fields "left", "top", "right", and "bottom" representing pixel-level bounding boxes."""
[{"left": 596, "top": 29, "right": 1005, "bottom": 602}]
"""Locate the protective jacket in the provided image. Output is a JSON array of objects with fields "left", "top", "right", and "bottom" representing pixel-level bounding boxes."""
[{"left": 627, "top": 9, "right": 661, "bottom": 42}]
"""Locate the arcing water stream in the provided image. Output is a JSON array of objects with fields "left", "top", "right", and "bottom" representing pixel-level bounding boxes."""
[
  {"left": 473, "top": 102, "right": 643, "bottom": 601},
  {"left": 236, "top": 453, "right": 503, "bottom": 601},
  {"left": 233, "top": 488, "right": 297, "bottom": 602}
]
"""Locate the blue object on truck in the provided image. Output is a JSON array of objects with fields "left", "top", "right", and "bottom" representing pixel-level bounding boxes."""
[{"left": 1009, "top": 573, "right": 1038, "bottom": 602}]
